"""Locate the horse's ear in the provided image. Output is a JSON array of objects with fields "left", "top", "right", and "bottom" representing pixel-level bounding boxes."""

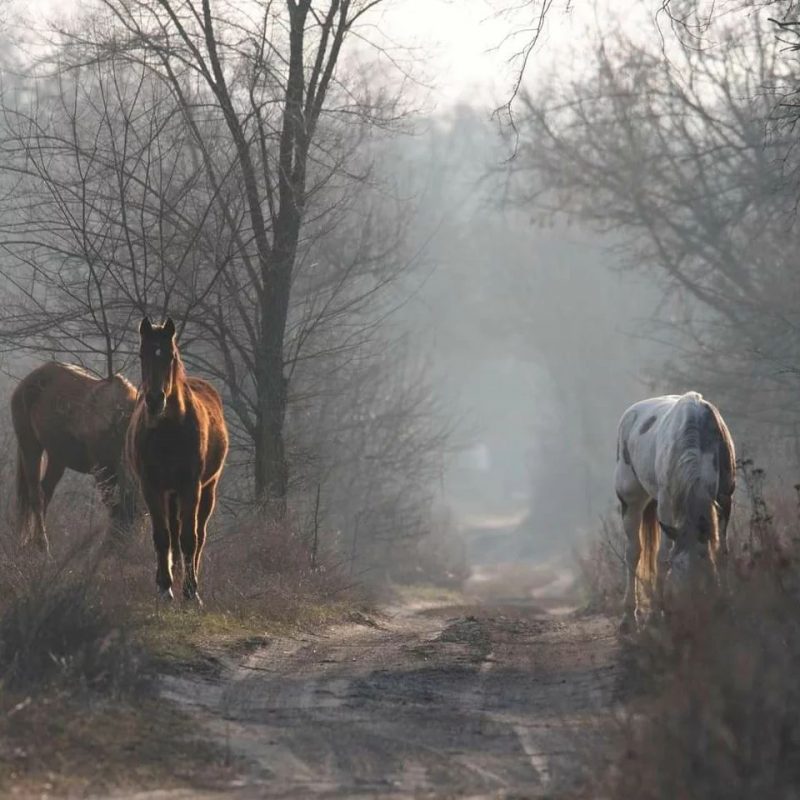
[
  {"left": 164, "top": 317, "right": 176, "bottom": 338},
  {"left": 139, "top": 317, "right": 152, "bottom": 336}
]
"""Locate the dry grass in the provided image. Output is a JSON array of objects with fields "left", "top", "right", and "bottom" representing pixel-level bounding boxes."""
[
  {"left": 574, "top": 514, "right": 626, "bottom": 614},
  {"left": 385, "top": 507, "right": 471, "bottom": 589},
  {"left": 0, "top": 536, "right": 147, "bottom": 695},
  {"left": 0, "top": 492, "right": 361, "bottom": 795},
  {"left": 580, "top": 462, "right": 800, "bottom": 799},
  {"left": 0, "top": 693, "right": 236, "bottom": 797}
]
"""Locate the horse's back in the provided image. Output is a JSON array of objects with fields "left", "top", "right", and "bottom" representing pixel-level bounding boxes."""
[
  {"left": 12, "top": 362, "right": 95, "bottom": 440},
  {"left": 12, "top": 362, "right": 136, "bottom": 472},
  {"left": 616, "top": 395, "right": 683, "bottom": 496},
  {"left": 187, "top": 377, "right": 224, "bottom": 412},
  {"left": 617, "top": 392, "right": 734, "bottom": 502}
]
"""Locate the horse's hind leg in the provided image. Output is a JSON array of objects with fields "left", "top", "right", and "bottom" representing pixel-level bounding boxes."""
[
  {"left": 41, "top": 456, "right": 65, "bottom": 518},
  {"left": 616, "top": 469, "right": 651, "bottom": 634}
]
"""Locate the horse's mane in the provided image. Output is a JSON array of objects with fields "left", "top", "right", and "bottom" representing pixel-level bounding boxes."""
[
  {"left": 670, "top": 414, "right": 704, "bottom": 507},
  {"left": 172, "top": 347, "right": 188, "bottom": 385},
  {"left": 668, "top": 396, "right": 720, "bottom": 547}
]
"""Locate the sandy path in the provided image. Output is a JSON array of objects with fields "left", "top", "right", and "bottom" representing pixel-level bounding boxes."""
[{"left": 125, "top": 582, "right": 620, "bottom": 799}]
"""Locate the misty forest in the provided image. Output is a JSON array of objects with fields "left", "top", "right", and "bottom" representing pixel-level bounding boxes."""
[{"left": 0, "top": 0, "right": 799, "bottom": 797}]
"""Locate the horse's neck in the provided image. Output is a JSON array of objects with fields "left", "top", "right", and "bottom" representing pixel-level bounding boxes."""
[{"left": 167, "top": 360, "right": 189, "bottom": 420}]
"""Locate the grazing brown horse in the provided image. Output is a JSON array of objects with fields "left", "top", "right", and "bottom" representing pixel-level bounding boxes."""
[
  {"left": 11, "top": 362, "right": 138, "bottom": 553},
  {"left": 126, "top": 317, "right": 228, "bottom": 602}
]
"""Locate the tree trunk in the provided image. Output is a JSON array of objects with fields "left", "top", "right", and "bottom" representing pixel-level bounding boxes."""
[
  {"left": 251, "top": 2, "right": 308, "bottom": 506},
  {"left": 254, "top": 220, "right": 297, "bottom": 504},
  {"left": 254, "top": 384, "right": 288, "bottom": 505}
]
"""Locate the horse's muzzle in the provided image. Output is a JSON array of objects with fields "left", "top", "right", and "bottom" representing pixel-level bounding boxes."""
[{"left": 145, "top": 391, "right": 166, "bottom": 417}]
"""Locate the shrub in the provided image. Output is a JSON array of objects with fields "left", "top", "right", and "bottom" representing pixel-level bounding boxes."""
[
  {"left": 0, "top": 528, "right": 148, "bottom": 696},
  {"left": 575, "top": 513, "right": 626, "bottom": 614},
  {"left": 586, "top": 464, "right": 800, "bottom": 799}
]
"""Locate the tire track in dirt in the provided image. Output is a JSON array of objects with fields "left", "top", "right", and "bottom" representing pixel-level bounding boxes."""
[{"left": 137, "top": 595, "right": 620, "bottom": 799}]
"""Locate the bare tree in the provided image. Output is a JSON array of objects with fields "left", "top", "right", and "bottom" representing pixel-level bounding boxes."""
[
  {"left": 0, "top": 55, "right": 232, "bottom": 377},
  {"left": 493, "top": 0, "right": 573, "bottom": 126},
  {"left": 0, "top": 0, "right": 414, "bottom": 510},
  {"left": 58, "top": 0, "right": 403, "bottom": 504},
  {"left": 510, "top": 8, "right": 800, "bottom": 452},
  {"left": 290, "top": 327, "right": 450, "bottom": 577}
]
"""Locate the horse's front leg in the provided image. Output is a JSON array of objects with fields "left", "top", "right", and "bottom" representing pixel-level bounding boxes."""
[
  {"left": 655, "top": 530, "right": 673, "bottom": 617},
  {"left": 716, "top": 492, "right": 732, "bottom": 594},
  {"left": 179, "top": 485, "right": 202, "bottom": 603},
  {"left": 143, "top": 487, "right": 173, "bottom": 600}
]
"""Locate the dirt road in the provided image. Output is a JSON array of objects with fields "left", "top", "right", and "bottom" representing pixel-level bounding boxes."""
[{"left": 139, "top": 573, "right": 620, "bottom": 799}]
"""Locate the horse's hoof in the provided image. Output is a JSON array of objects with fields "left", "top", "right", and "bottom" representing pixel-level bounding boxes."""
[
  {"left": 182, "top": 588, "right": 202, "bottom": 607},
  {"left": 158, "top": 587, "right": 174, "bottom": 601}
]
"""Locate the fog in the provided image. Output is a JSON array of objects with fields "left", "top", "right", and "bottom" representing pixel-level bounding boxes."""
[
  {"left": 0, "top": 0, "right": 796, "bottom": 583},
  {"left": 382, "top": 106, "right": 665, "bottom": 560},
  {"left": 5, "top": 4, "right": 800, "bottom": 796}
]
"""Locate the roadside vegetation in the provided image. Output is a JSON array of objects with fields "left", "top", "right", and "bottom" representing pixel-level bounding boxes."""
[
  {"left": 0, "top": 477, "right": 364, "bottom": 795},
  {"left": 576, "top": 463, "right": 800, "bottom": 799}
]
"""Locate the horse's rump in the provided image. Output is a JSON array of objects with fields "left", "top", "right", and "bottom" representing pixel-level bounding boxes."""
[{"left": 12, "top": 362, "right": 136, "bottom": 473}]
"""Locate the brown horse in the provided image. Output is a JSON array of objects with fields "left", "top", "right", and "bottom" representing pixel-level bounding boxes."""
[
  {"left": 126, "top": 317, "right": 228, "bottom": 602},
  {"left": 11, "top": 362, "right": 138, "bottom": 553}
]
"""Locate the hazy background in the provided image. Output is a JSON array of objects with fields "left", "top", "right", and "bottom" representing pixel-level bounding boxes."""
[{"left": 0, "top": 0, "right": 792, "bottom": 580}]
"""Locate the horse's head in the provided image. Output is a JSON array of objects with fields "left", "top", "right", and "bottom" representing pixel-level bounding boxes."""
[
  {"left": 663, "top": 500, "right": 719, "bottom": 596},
  {"left": 138, "top": 316, "right": 178, "bottom": 422}
]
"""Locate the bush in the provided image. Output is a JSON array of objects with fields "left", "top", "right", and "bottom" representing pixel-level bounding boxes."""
[
  {"left": 575, "top": 514, "right": 626, "bottom": 614},
  {"left": 381, "top": 505, "right": 470, "bottom": 588},
  {"left": 0, "top": 529, "right": 148, "bottom": 696},
  {"left": 198, "top": 508, "right": 359, "bottom": 624},
  {"left": 586, "top": 464, "right": 800, "bottom": 799}
]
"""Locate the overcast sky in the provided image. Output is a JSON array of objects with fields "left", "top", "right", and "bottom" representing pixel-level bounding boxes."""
[
  {"left": 366, "top": 0, "right": 653, "bottom": 107},
  {"left": 11, "top": 0, "right": 651, "bottom": 110}
]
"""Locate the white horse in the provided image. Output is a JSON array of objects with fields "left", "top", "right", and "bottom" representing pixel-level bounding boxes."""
[{"left": 614, "top": 392, "right": 735, "bottom": 632}]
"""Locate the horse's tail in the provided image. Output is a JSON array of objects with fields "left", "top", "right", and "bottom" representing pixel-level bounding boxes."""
[
  {"left": 637, "top": 500, "right": 660, "bottom": 594},
  {"left": 15, "top": 444, "right": 32, "bottom": 537},
  {"left": 11, "top": 381, "right": 37, "bottom": 538}
]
